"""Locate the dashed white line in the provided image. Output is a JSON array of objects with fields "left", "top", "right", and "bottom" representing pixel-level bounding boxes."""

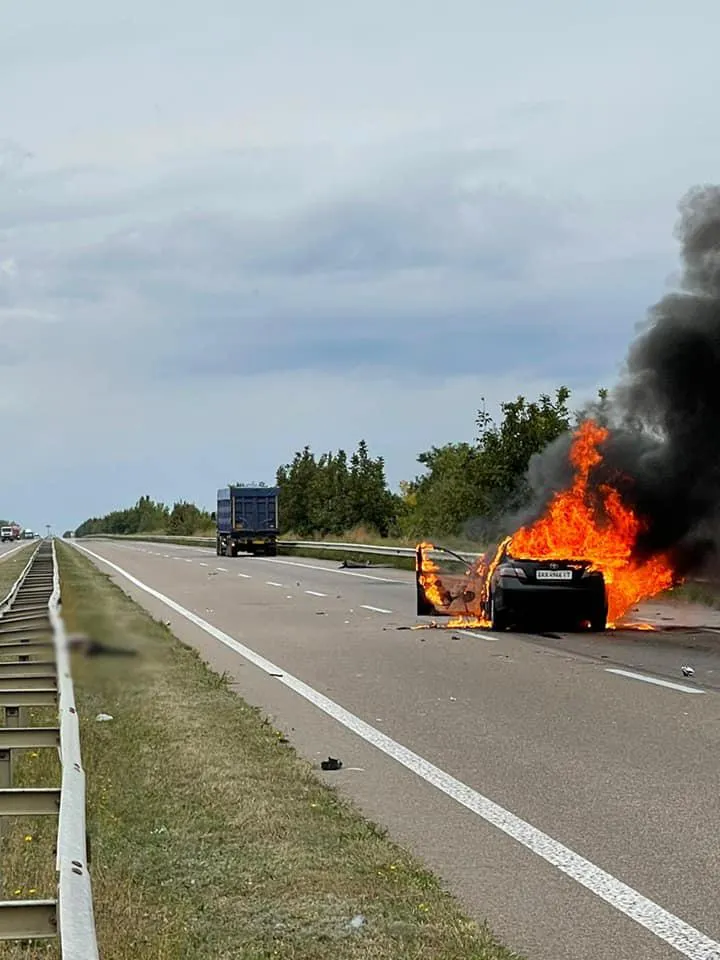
[
  {"left": 606, "top": 668, "right": 705, "bottom": 695},
  {"left": 305, "top": 590, "right": 327, "bottom": 597},
  {"left": 262, "top": 556, "right": 406, "bottom": 584},
  {"left": 69, "top": 541, "right": 720, "bottom": 960},
  {"left": 266, "top": 581, "right": 283, "bottom": 587},
  {"left": 237, "top": 573, "right": 252, "bottom": 579},
  {"left": 360, "top": 604, "right": 392, "bottom": 614},
  {"left": 216, "top": 567, "right": 228, "bottom": 572},
  {"left": 199, "top": 562, "right": 208, "bottom": 567}
]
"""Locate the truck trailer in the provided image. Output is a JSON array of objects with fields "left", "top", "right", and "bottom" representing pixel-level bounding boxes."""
[{"left": 216, "top": 486, "right": 279, "bottom": 557}]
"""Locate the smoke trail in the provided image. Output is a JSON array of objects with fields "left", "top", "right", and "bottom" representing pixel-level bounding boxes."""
[{"left": 522, "top": 185, "right": 720, "bottom": 574}]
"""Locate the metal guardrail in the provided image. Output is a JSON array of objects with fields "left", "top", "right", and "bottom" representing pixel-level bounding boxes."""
[
  {"left": 77, "top": 533, "right": 482, "bottom": 563},
  {"left": 0, "top": 540, "right": 99, "bottom": 956}
]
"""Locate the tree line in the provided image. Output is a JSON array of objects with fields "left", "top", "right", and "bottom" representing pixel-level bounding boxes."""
[{"left": 74, "top": 386, "right": 602, "bottom": 541}]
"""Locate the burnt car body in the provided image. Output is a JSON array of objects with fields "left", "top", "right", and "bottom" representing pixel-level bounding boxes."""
[
  {"left": 416, "top": 544, "right": 608, "bottom": 632},
  {"left": 487, "top": 553, "right": 608, "bottom": 631}
]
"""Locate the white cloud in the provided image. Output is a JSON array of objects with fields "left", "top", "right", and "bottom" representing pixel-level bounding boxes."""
[{"left": 0, "top": 0, "right": 717, "bottom": 530}]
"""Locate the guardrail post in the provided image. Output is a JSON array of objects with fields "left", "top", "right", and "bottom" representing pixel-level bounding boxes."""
[{"left": 0, "top": 750, "right": 10, "bottom": 788}]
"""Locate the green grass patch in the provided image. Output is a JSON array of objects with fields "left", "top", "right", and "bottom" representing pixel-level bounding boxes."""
[
  {"left": 0, "top": 544, "right": 37, "bottom": 600},
  {"left": 47, "top": 541, "right": 520, "bottom": 960}
]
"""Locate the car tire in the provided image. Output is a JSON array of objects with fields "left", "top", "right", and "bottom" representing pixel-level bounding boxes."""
[
  {"left": 490, "top": 593, "right": 510, "bottom": 631},
  {"left": 589, "top": 602, "right": 608, "bottom": 632}
]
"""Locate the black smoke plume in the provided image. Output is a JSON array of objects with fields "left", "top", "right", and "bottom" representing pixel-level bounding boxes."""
[{"left": 524, "top": 184, "right": 720, "bottom": 576}]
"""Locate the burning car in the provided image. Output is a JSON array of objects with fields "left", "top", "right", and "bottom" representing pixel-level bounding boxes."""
[
  {"left": 416, "top": 541, "right": 608, "bottom": 631},
  {"left": 483, "top": 548, "right": 608, "bottom": 631}
]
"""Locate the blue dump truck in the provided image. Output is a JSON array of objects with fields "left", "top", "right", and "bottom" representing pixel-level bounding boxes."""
[{"left": 216, "top": 485, "right": 279, "bottom": 557}]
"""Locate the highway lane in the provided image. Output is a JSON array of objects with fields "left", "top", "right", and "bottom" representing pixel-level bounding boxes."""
[
  {"left": 72, "top": 538, "right": 720, "bottom": 960},
  {"left": 106, "top": 538, "right": 720, "bottom": 691}
]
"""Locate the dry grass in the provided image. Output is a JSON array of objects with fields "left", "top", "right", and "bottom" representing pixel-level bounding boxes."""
[{"left": 36, "top": 542, "right": 521, "bottom": 960}]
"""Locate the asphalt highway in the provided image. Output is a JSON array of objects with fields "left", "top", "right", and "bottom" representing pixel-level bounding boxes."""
[{"left": 70, "top": 538, "right": 720, "bottom": 960}]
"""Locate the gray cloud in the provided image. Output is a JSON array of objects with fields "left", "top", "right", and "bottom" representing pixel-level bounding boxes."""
[{"left": 1, "top": 1, "right": 717, "bottom": 530}]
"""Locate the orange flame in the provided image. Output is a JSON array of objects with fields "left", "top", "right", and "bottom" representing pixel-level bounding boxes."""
[{"left": 508, "top": 420, "right": 676, "bottom": 625}]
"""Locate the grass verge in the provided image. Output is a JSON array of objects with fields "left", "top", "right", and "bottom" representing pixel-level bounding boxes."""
[
  {"left": 43, "top": 542, "right": 520, "bottom": 960},
  {"left": 660, "top": 581, "right": 720, "bottom": 609},
  {"left": 0, "top": 543, "right": 36, "bottom": 599}
]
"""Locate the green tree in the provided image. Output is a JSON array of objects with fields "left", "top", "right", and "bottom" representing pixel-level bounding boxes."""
[
  {"left": 276, "top": 447, "right": 319, "bottom": 536},
  {"left": 475, "top": 387, "right": 572, "bottom": 515}
]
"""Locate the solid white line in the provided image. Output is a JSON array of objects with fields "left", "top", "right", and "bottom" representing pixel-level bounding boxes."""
[
  {"left": 69, "top": 541, "right": 720, "bottom": 960},
  {"left": 0, "top": 543, "right": 32, "bottom": 562},
  {"left": 305, "top": 590, "right": 327, "bottom": 597},
  {"left": 266, "top": 581, "right": 283, "bottom": 587},
  {"left": 360, "top": 604, "right": 392, "bottom": 614},
  {"left": 606, "top": 668, "right": 705, "bottom": 695}
]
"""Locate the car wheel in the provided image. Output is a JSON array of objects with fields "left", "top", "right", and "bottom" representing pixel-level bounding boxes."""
[
  {"left": 490, "top": 592, "right": 509, "bottom": 631},
  {"left": 589, "top": 603, "right": 608, "bottom": 631}
]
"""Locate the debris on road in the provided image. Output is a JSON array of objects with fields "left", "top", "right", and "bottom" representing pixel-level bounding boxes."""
[
  {"left": 95, "top": 713, "right": 114, "bottom": 722},
  {"left": 316, "top": 610, "right": 326, "bottom": 616},
  {"left": 682, "top": 665, "right": 695, "bottom": 677},
  {"left": 348, "top": 914, "right": 366, "bottom": 930},
  {"left": 321, "top": 757, "right": 343, "bottom": 771}
]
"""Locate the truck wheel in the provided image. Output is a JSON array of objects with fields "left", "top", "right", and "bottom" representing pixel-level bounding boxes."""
[
  {"left": 264, "top": 543, "right": 277, "bottom": 557},
  {"left": 226, "top": 540, "right": 236, "bottom": 558},
  {"left": 216, "top": 537, "right": 221, "bottom": 556}
]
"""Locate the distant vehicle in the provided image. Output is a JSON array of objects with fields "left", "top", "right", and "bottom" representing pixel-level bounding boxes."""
[
  {"left": 0, "top": 526, "right": 13, "bottom": 542},
  {"left": 22, "top": 529, "right": 34, "bottom": 539},
  {"left": 486, "top": 548, "right": 608, "bottom": 632},
  {"left": 216, "top": 485, "right": 279, "bottom": 557}
]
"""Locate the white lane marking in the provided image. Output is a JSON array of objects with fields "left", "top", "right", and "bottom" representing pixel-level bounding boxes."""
[
  {"left": 305, "top": 590, "right": 327, "bottom": 597},
  {"left": 237, "top": 573, "right": 252, "bottom": 579},
  {"left": 262, "top": 556, "right": 406, "bottom": 584},
  {"left": 70, "top": 541, "right": 720, "bottom": 960},
  {"left": 172, "top": 557, "right": 183, "bottom": 561},
  {"left": 216, "top": 567, "right": 228, "bottom": 572},
  {"left": 0, "top": 543, "right": 33, "bottom": 562},
  {"left": 199, "top": 562, "right": 208, "bottom": 567},
  {"left": 266, "top": 581, "right": 283, "bottom": 587},
  {"left": 163, "top": 554, "right": 170, "bottom": 558},
  {"left": 459, "top": 629, "right": 498, "bottom": 641},
  {"left": 360, "top": 604, "right": 392, "bottom": 614},
  {"left": 184, "top": 559, "right": 193, "bottom": 563},
  {"left": 606, "top": 668, "right": 705, "bottom": 695},
  {"left": 100, "top": 539, "right": 408, "bottom": 583}
]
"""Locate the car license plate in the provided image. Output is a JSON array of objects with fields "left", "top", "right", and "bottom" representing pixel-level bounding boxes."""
[{"left": 536, "top": 569, "right": 573, "bottom": 580}]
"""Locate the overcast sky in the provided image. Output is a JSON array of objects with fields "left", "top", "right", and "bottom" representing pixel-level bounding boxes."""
[{"left": 2, "top": 1, "right": 718, "bottom": 531}]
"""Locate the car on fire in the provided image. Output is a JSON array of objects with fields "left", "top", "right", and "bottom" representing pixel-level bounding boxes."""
[
  {"left": 416, "top": 542, "right": 609, "bottom": 632},
  {"left": 486, "top": 548, "right": 608, "bottom": 632}
]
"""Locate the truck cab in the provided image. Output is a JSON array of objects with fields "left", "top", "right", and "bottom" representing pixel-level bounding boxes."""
[{"left": 0, "top": 527, "right": 12, "bottom": 542}]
